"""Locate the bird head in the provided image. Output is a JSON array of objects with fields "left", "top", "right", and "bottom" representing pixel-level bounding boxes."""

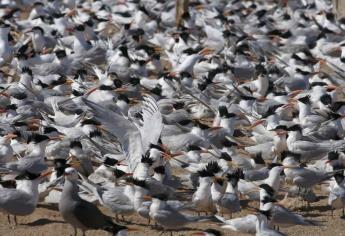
[{"left": 64, "top": 167, "right": 79, "bottom": 180}]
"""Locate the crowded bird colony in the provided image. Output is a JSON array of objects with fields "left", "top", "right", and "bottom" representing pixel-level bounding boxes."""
[{"left": 0, "top": 0, "right": 344, "bottom": 236}]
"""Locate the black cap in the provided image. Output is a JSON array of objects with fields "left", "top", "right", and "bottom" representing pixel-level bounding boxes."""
[{"left": 27, "top": 134, "right": 50, "bottom": 144}]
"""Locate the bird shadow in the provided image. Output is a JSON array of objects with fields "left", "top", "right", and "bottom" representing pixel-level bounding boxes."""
[
  {"left": 37, "top": 203, "right": 59, "bottom": 211},
  {"left": 298, "top": 204, "right": 330, "bottom": 212},
  {"left": 301, "top": 212, "right": 324, "bottom": 218},
  {"left": 23, "top": 218, "right": 66, "bottom": 226}
]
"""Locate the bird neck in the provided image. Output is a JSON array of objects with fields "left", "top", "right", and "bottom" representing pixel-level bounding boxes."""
[
  {"left": 152, "top": 173, "right": 164, "bottom": 182},
  {"left": 133, "top": 186, "right": 147, "bottom": 209},
  {"left": 298, "top": 101, "right": 311, "bottom": 118},
  {"left": 197, "top": 177, "right": 212, "bottom": 194},
  {"left": 220, "top": 117, "right": 235, "bottom": 133},
  {"left": 133, "top": 163, "right": 150, "bottom": 179},
  {"left": 0, "top": 31, "right": 9, "bottom": 44},
  {"left": 287, "top": 129, "right": 300, "bottom": 141},
  {"left": 74, "top": 31, "right": 88, "bottom": 51},
  {"left": 62, "top": 179, "right": 81, "bottom": 201},
  {"left": 256, "top": 76, "right": 268, "bottom": 96},
  {"left": 32, "top": 32, "right": 45, "bottom": 52},
  {"left": 225, "top": 181, "right": 236, "bottom": 194},
  {"left": 341, "top": 46, "right": 345, "bottom": 59},
  {"left": 266, "top": 168, "right": 282, "bottom": 190},
  {"left": 28, "top": 142, "right": 47, "bottom": 156},
  {"left": 187, "top": 151, "right": 201, "bottom": 163}
]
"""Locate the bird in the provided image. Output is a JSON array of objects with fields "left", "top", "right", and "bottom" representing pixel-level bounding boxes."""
[
  {"left": 0, "top": 170, "right": 51, "bottom": 225},
  {"left": 59, "top": 167, "right": 130, "bottom": 236}
]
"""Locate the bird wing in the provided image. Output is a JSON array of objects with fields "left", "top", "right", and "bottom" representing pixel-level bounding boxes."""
[
  {"left": 272, "top": 205, "right": 316, "bottom": 226},
  {"left": 0, "top": 189, "right": 31, "bottom": 206},
  {"left": 73, "top": 199, "right": 112, "bottom": 229},
  {"left": 6, "top": 157, "right": 47, "bottom": 174},
  {"left": 139, "top": 95, "right": 163, "bottom": 152},
  {"left": 82, "top": 98, "right": 143, "bottom": 171},
  {"left": 217, "top": 214, "right": 257, "bottom": 233}
]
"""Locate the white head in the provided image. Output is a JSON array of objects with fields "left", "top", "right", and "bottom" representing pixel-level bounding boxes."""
[{"left": 64, "top": 167, "right": 79, "bottom": 180}]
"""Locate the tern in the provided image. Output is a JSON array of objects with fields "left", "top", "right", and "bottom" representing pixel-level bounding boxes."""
[{"left": 59, "top": 167, "right": 130, "bottom": 236}]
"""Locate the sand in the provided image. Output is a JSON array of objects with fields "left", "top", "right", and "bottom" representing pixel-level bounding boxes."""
[{"left": 0, "top": 191, "right": 344, "bottom": 236}]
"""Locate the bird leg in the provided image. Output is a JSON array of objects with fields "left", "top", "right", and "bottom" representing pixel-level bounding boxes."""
[
  {"left": 7, "top": 215, "right": 10, "bottom": 224},
  {"left": 158, "top": 231, "right": 165, "bottom": 236},
  {"left": 14, "top": 216, "right": 17, "bottom": 225},
  {"left": 73, "top": 226, "right": 77, "bottom": 236},
  {"left": 147, "top": 218, "right": 151, "bottom": 226},
  {"left": 121, "top": 215, "right": 125, "bottom": 222}
]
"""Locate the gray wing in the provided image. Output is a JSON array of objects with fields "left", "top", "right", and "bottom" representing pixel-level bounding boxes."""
[
  {"left": 0, "top": 189, "right": 31, "bottom": 205},
  {"left": 82, "top": 98, "right": 143, "bottom": 171},
  {"left": 153, "top": 207, "right": 189, "bottom": 228},
  {"left": 219, "top": 193, "right": 240, "bottom": 212},
  {"left": 272, "top": 205, "right": 315, "bottom": 226},
  {"left": 73, "top": 199, "right": 113, "bottom": 229},
  {"left": 6, "top": 157, "right": 47, "bottom": 174},
  {"left": 102, "top": 188, "right": 134, "bottom": 213},
  {"left": 0, "top": 189, "right": 33, "bottom": 214},
  {"left": 217, "top": 214, "right": 257, "bottom": 233},
  {"left": 139, "top": 95, "right": 163, "bottom": 152}
]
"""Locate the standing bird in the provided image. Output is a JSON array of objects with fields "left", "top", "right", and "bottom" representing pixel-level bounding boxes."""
[
  {"left": 215, "top": 171, "right": 241, "bottom": 218},
  {"left": 0, "top": 23, "right": 13, "bottom": 67},
  {"left": 59, "top": 167, "right": 130, "bottom": 236},
  {"left": 0, "top": 171, "right": 51, "bottom": 225}
]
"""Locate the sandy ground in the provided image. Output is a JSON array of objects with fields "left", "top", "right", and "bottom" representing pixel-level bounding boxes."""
[{"left": 0, "top": 191, "right": 344, "bottom": 236}]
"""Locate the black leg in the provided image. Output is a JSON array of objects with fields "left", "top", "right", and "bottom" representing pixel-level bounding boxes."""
[{"left": 7, "top": 215, "right": 10, "bottom": 224}]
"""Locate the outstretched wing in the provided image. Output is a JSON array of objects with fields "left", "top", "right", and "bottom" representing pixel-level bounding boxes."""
[
  {"left": 139, "top": 95, "right": 163, "bottom": 152},
  {"left": 82, "top": 98, "right": 143, "bottom": 171}
]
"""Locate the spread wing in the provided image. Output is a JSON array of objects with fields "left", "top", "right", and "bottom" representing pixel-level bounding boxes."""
[
  {"left": 139, "top": 95, "right": 163, "bottom": 152},
  {"left": 82, "top": 98, "right": 143, "bottom": 171}
]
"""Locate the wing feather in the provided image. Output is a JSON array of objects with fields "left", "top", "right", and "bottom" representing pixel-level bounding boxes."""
[
  {"left": 139, "top": 95, "right": 163, "bottom": 151},
  {"left": 82, "top": 98, "right": 143, "bottom": 171}
]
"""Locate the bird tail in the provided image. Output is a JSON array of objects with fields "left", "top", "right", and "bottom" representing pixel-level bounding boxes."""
[
  {"left": 306, "top": 218, "right": 323, "bottom": 226},
  {"left": 186, "top": 215, "right": 219, "bottom": 223},
  {"left": 103, "top": 222, "right": 127, "bottom": 236}
]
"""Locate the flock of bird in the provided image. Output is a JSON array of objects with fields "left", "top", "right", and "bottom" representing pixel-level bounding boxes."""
[{"left": 1, "top": 0, "right": 345, "bottom": 235}]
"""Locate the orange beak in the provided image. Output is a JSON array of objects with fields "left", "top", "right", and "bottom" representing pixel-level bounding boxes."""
[
  {"left": 114, "top": 87, "right": 128, "bottom": 93},
  {"left": 85, "top": 87, "right": 98, "bottom": 95},
  {"left": 5, "top": 133, "right": 17, "bottom": 140},
  {"left": 40, "top": 170, "right": 53, "bottom": 178},
  {"left": 288, "top": 90, "right": 303, "bottom": 98},
  {"left": 127, "top": 227, "right": 139, "bottom": 232},
  {"left": 49, "top": 135, "right": 65, "bottom": 141},
  {"left": 250, "top": 119, "right": 265, "bottom": 129},
  {"left": 326, "top": 85, "right": 337, "bottom": 91},
  {"left": 66, "top": 79, "right": 74, "bottom": 85},
  {"left": 142, "top": 195, "right": 152, "bottom": 201},
  {"left": 0, "top": 92, "right": 10, "bottom": 98}
]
